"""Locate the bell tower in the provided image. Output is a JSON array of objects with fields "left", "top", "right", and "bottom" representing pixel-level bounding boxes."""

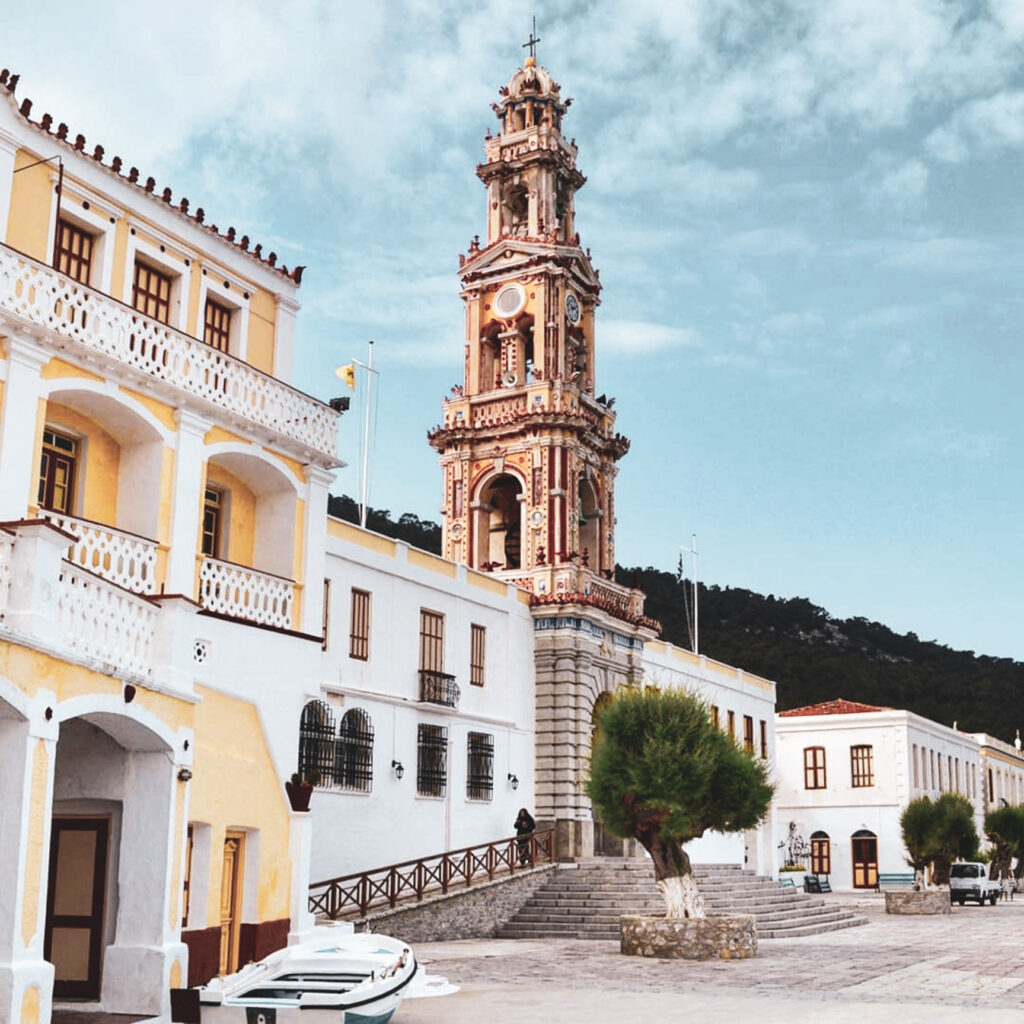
[{"left": 429, "top": 54, "right": 629, "bottom": 584}]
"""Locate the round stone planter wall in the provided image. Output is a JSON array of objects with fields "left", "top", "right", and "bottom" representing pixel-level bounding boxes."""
[
  {"left": 620, "top": 914, "right": 757, "bottom": 960},
  {"left": 885, "top": 890, "right": 950, "bottom": 915}
]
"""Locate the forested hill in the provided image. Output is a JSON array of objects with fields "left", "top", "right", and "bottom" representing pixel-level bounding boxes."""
[
  {"left": 625, "top": 566, "right": 1024, "bottom": 743},
  {"left": 325, "top": 496, "right": 1023, "bottom": 742}
]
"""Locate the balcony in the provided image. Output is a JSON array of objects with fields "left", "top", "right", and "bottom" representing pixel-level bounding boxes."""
[
  {"left": 418, "top": 669, "right": 460, "bottom": 709},
  {"left": 199, "top": 556, "right": 295, "bottom": 629},
  {"left": 0, "top": 243, "right": 339, "bottom": 461},
  {"left": 41, "top": 511, "right": 158, "bottom": 596}
]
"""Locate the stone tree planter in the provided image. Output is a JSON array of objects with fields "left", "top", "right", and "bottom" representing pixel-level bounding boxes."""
[
  {"left": 621, "top": 914, "right": 757, "bottom": 960},
  {"left": 885, "top": 890, "right": 950, "bottom": 915}
]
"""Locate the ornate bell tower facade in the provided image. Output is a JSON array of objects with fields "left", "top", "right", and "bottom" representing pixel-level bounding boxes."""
[
  {"left": 429, "top": 56, "right": 628, "bottom": 583},
  {"left": 430, "top": 53, "right": 658, "bottom": 859}
]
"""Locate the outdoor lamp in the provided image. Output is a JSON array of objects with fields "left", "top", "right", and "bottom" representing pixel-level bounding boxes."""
[{"left": 391, "top": 759, "right": 404, "bottom": 780}]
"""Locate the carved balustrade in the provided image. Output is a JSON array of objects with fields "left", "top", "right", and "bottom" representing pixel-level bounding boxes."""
[
  {"left": 42, "top": 512, "right": 158, "bottom": 595},
  {"left": 58, "top": 563, "right": 156, "bottom": 677},
  {"left": 199, "top": 556, "right": 294, "bottom": 629},
  {"left": 0, "top": 243, "right": 338, "bottom": 458}
]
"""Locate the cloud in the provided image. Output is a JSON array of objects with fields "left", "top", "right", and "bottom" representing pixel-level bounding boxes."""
[
  {"left": 879, "top": 237, "right": 991, "bottom": 272},
  {"left": 600, "top": 320, "right": 700, "bottom": 354},
  {"left": 864, "top": 158, "right": 930, "bottom": 211},
  {"left": 718, "top": 228, "right": 817, "bottom": 257},
  {"left": 925, "top": 90, "right": 1024, "bottom": 163}
]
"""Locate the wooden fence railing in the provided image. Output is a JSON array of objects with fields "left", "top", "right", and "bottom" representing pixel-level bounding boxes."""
[{"left": 309, "top": 828, "right": 555, "bottom": 919}]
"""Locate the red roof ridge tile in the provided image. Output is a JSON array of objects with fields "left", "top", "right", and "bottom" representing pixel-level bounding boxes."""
[
  {"left": 779, "top": 697, "right": 893, "bottom": 717},
  {"left": 0, "top": 67, "right": 305, "bottom": 287}
]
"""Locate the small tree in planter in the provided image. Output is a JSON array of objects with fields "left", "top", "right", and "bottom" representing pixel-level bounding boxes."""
[{"left": 586, "top": 687, "right": 773, "bottom": 920}]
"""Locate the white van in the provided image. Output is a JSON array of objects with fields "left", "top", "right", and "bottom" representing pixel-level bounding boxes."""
[{"left": 949, "top": 862, "right": 1000, "bottom": 906}]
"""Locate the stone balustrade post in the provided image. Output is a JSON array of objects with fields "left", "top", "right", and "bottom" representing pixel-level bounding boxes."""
[{"left": 4, "top": 520, "right": 75, "bottom": 646}]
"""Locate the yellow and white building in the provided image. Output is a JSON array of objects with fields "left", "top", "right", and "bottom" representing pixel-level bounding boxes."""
[{"left": 0, "top": 67, "right": 338, "bottom": 1022}]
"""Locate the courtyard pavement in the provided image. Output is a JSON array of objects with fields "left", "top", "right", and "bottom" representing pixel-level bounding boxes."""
[{"left": 396, "top": 893, "right": 1024, "bottom": 1023}]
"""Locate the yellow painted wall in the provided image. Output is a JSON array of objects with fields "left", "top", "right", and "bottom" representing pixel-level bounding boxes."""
[
  {"left": 21, "top": 740, "right": 49, "bottom": 947},
  {"left": 40, "top": 358, "right": 103, "bottom": 384},
  {"left": 189, "top": 685, "right": 292, "bottom": 925},
  {"left": 6, "top": 151, "right": 51, "bottom": 259},
  {"left": 44, "top": 401, "right": 121, "bottom": 525},
  {"left": 205, "top": 464, "right": 255, "bottom": 566},
  {"left": 19, "top": 985, "right": 40, "bottom": 1024},
  {"left": 119, "top": 386, "right": 178, "bottom": 432},
  {"left": 408, "top": 548, "right": 457, "bottom": 579},
  {"left": 205, "top": 426, "right": 247, "bottom": 448},
  {"left": 326, "top": 517, "right": 396, "bottom": 556},
  {"left": 246, "top": 291, "right": 277, "bottom": 374},
  {"left": 110, "top": 219, "right": 130, "bottom": 301}
]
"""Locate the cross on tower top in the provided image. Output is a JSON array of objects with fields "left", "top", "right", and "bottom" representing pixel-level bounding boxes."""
[{"left": 522, "top": 16, "right": 541, "bottom": 60}]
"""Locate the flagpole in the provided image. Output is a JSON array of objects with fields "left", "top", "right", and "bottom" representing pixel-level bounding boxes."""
[{"left": 359, "top": 340, "right": 374, "bottom": 529}]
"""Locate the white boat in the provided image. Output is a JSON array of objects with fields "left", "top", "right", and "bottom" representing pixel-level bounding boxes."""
[{"left": 195, "top": 929, "right": 417, "bottom": 1024}]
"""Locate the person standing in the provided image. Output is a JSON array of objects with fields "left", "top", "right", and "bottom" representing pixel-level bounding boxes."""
[{"left": 514, "top": 807, "right": 535, "bottom": 866}]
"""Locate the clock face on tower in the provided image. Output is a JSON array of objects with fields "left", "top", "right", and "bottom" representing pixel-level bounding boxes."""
[{"left": 565, "top": 292, "right": 581, "bottom": 325}]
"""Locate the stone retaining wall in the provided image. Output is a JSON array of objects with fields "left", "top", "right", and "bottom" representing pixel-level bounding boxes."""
[
  {"left": 885, "top": 890, "right": 950, "bottom": 915},
  {"left": 621, "top": 914, "right": 757, "bottom": 959},
  {"left": 350, "top": 864, "right": 557, "bottom": 942}
]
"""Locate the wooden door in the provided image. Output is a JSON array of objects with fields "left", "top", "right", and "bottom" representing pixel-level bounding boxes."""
[
  {"left": 851, "top": 834, "right": 878, "bottom": 889},
  {"left": 218, "top": 832, "right": 245, "bottom": 976},
  {"left": 45, "top": 817, "right": 109, "bottom": 999}
]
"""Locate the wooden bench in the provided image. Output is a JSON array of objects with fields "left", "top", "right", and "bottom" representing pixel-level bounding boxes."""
[
  {"left": 875, "top": 872, "right": 915, "bottom": 891},
  {"left": 804, "top": 875, "right": 832, "bottom": 893}
]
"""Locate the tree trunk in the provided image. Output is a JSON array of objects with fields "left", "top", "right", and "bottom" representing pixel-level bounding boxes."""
[{"left": 641, "top": 831, "right": 706, "bottom": 920}]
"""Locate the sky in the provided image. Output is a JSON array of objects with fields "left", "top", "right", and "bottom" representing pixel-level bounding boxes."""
[{"left": 5, "top": 1, "right": 1022, "bottom": 660}]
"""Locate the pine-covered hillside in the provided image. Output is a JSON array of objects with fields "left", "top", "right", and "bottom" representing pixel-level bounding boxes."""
[
  {"left": 326, "top": 496, "right": 1023, "bottom": 742},
  {"left": 624, "top": 566, "right": 1023, "bottom": 744}
]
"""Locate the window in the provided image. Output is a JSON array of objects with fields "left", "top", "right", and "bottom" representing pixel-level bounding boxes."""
[
  {"left": 804, "top": 746, "right": 827, "bottom": 790},
  {"left": 810, "top": 831, "right": 831, "bottom": 875},
  {"left": 38, "top": 427, "right": 78, "bottom": 514},
  {"left": 851, "top": 745, "right": 874, "bottom": 787},
  {"left": 710, "top": 705, "right": 720, "bottom": 730},
  {"left": 743, "top": 715, "right": 755, "bottom": 756},
  {"left": 349, "top": 589, "right": 370, "bottom": 660},
  {"left": 466, "top": 732, "right": 494, "bottom": 800},
  {"left": 912, "top": 744, "right": 919, "bottom": 788},
  {"left": 470, "top": 624, "right": 486, "bottom": 687},
  {"left": 132, "top": 260, "right": 172, "bottom": 323},
  {"left": 297, "top": 700, "right": 335, "bottom": 785},
  {"left": 203, "top": 297, "right": 232, "bottom": 352},
  {"left": 417, "top": 723, "right": 448, "bottom": 797},
  {"left": 727, "top": 710, "right": 735, "bottom": 742},
  {"left": 182, "top": 824, "right": 194, "bottom": 927},
  {"left": 419, "top": 609, "right": 444, "bottom": 673},
  {"left": 55, "top": 218, "right": 94, "bottom": 285},
  {"left": 321, "top": 579, "right": 330, "bottom": 651},
  {"left": 336, "top": 709, "right": 373, "bottom": 792},
  {"left": 202, "top": 487, "right": 224, "bottom": 558},
  {"left": 759, "top": 719, "right": 768, "bottom": 760}
]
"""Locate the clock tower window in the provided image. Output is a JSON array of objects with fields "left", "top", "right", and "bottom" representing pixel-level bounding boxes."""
[{"left": 474, "top": 473, "right": 524, "bottom": 571}]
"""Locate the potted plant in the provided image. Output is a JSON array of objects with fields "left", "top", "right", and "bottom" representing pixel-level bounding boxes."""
[
  {"left": 779, "top": 863, "right": 807, "bottom": 890},
  {"left": 285, "top": 770, "right": 321, "bottom": 812}
]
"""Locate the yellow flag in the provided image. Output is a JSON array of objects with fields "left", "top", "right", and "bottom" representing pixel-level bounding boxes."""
[{"left": 336, "top": 363, "right": 356, "bottom": 390}]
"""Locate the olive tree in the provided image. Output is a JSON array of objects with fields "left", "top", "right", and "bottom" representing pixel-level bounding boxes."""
[
  {"left": 585, "top": 687, "right": 773, "bottom": 919},
  {"left": 900, "top": 796, "right": 937, "bottom": 889}
]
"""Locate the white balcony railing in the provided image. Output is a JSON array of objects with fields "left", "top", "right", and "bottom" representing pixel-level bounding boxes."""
[
  {"left": 199, "top": 557, "right": 294, "bottom": 629},
  {"left": 0, "top": 243, "right": 338, "bottom": 459},
  {"left": 58, "top": 562, "right": 156, "bottom": 678},
  {"left": 0, "top": 529, "right": 13, "bottom": 618},
  {"left": 42, "top": 512, "right": 158, "bottom": 595}
]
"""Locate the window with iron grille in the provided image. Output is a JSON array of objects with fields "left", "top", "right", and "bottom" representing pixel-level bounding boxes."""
[
  {"left": 417, "top": 723, "right": 448, "bottom": 797},
  {"left": 297, "top": 699, "right": 335, "bottom": 785},
  {"left": 336, "top": 708, "right": 373, "bottom": 792},
  {"left": 759, "top": 719, "right": 768, "bottom": 760},
  {"left": 743, "top": 715, "right": 755, "bottom": 755},
  {"left": 466, "top": 731, "right": 493, "bottom": 800},
  {"left": 350, "top": 589, "right": 370, "bottom": 660},
  {"left": 470, "top": 624, "right": 486, "bottom": 687},
  {"left": 804, "top": 746, "right": 827, "bottom": 790},
  {"left": 419, "top": 609, "right": 444, "bottom": 672},
  {"left": 132, "top": 260, "right": 172, "bottom": 323},
  {"left": 55, "top": 219, "right": 94, "bottom": 285},
  {"left": 38, "top": 427, "right": 78, "bottom": 515},
  {"left": 204, "top": 298, "right": 232, "bottom": 352},
  {"left": 851, "top": 744, "right": 874, "bottom": 788}
]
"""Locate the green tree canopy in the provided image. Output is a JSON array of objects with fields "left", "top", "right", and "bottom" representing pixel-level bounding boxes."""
[
  {"left": 585, "top": 687, "right": 773, "bottom": 918},
  {"left": 984, "top": 805, "right": 1024, "bottom": 879},
  {"left": 900, "top": 796, "right": 937, "bottom": 885}
]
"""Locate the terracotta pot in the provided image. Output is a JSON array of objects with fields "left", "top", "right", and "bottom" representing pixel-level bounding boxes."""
[{"left": 285, "top": 781, "right": 313, "bottom": 812}]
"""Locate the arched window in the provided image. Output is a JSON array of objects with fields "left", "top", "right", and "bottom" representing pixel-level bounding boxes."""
[
  {"left": 336, "top": 709, "right": 374, "bottom": 792},
  {"left": 810, "top": 830, "right": 831, "bottom": 875},
  {"left": 297, "top": 699, "right": 335, "bottom": 786}
]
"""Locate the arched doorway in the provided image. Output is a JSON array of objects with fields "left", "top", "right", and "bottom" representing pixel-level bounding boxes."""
[
  {"left": 810, "top": 830, "right": 831, "bottom": 877},
  {"left": 578, "top": 476, "right": 601, "bottom": 570},
  {"left": 851, "top": 829, "right": 878, "bottom": 889}
]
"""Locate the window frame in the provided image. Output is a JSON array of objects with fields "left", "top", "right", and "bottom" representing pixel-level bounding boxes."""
[
  {"left": 727, "top": 710, "right": 735, "bottom": 742},
  {"left": 419, "top": 609, "right": 445, "bottom": 673},
  {"left": 38, "top": 426, "right": 79, "bottom": 515},
  {"left": 470, "top": 623, "right": 486, "bottom": 687},
  {"left": 55, "top": 217, "right": 95, "bottom": 286},
  {"left": 132, "top": 258, "right": 174, "bottom": 325},
  {"left": 335, "top": 708, "right": 374, "bottom": 793},
  {"left": 810, "top": 833, "right": 831, "bottom": 875},
  {"left": 124, "top": 225, "right": 192, "bottom": 331},
  {"left": 803, "top": 746, "right": 827, "bottom": 790},
  {"left": 742, "top": 715, "right": 755, "bottom": 756},
  {"left": 759, "top": 719, "right": 768, "bottom": 760},
  {"left": 201, "top": 485, "right": 225, "bottom": 559},
  {"left": 349, "top": 588, "right": 371, "bottom": 661},
  {"left": 196, "top": 265, "right": 251, "bottom": 359},
  {"left": 46, "top": 183, "right": 117, "bottom": 293},
  {"left": 466, "top": 731, "right": 494, "bottom": 801},
  {"left": 203, "top": 295, "right": 233, "bottom": 352},
  {"left": 416, "top": 723, "right": 448, "bottom": 798},
  {"left": 850, "top": 744, "right": 874, "bottom": 788}
]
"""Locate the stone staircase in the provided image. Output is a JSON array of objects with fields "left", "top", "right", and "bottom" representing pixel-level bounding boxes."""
[{"left": 496, "top": 859, "right": 866, "bottom": 940}]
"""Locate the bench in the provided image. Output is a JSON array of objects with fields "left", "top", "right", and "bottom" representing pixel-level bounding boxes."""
[
  {"left": 780, "top": 876, "right": 796, "bottom": 891},
  {"left": 875, "top": 872, "right": 915, "bottom": 891},
  {"left": 804, "top": 875, "right": 832, "bottom": 893}
]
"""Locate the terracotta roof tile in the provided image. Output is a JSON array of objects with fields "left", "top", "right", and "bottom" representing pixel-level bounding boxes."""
[
  {"left": 0, "top": 67, "right": 304, "bottom": 286},
  {"left": 778, "top": 697, "right": 892, "bottom": 717}
]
